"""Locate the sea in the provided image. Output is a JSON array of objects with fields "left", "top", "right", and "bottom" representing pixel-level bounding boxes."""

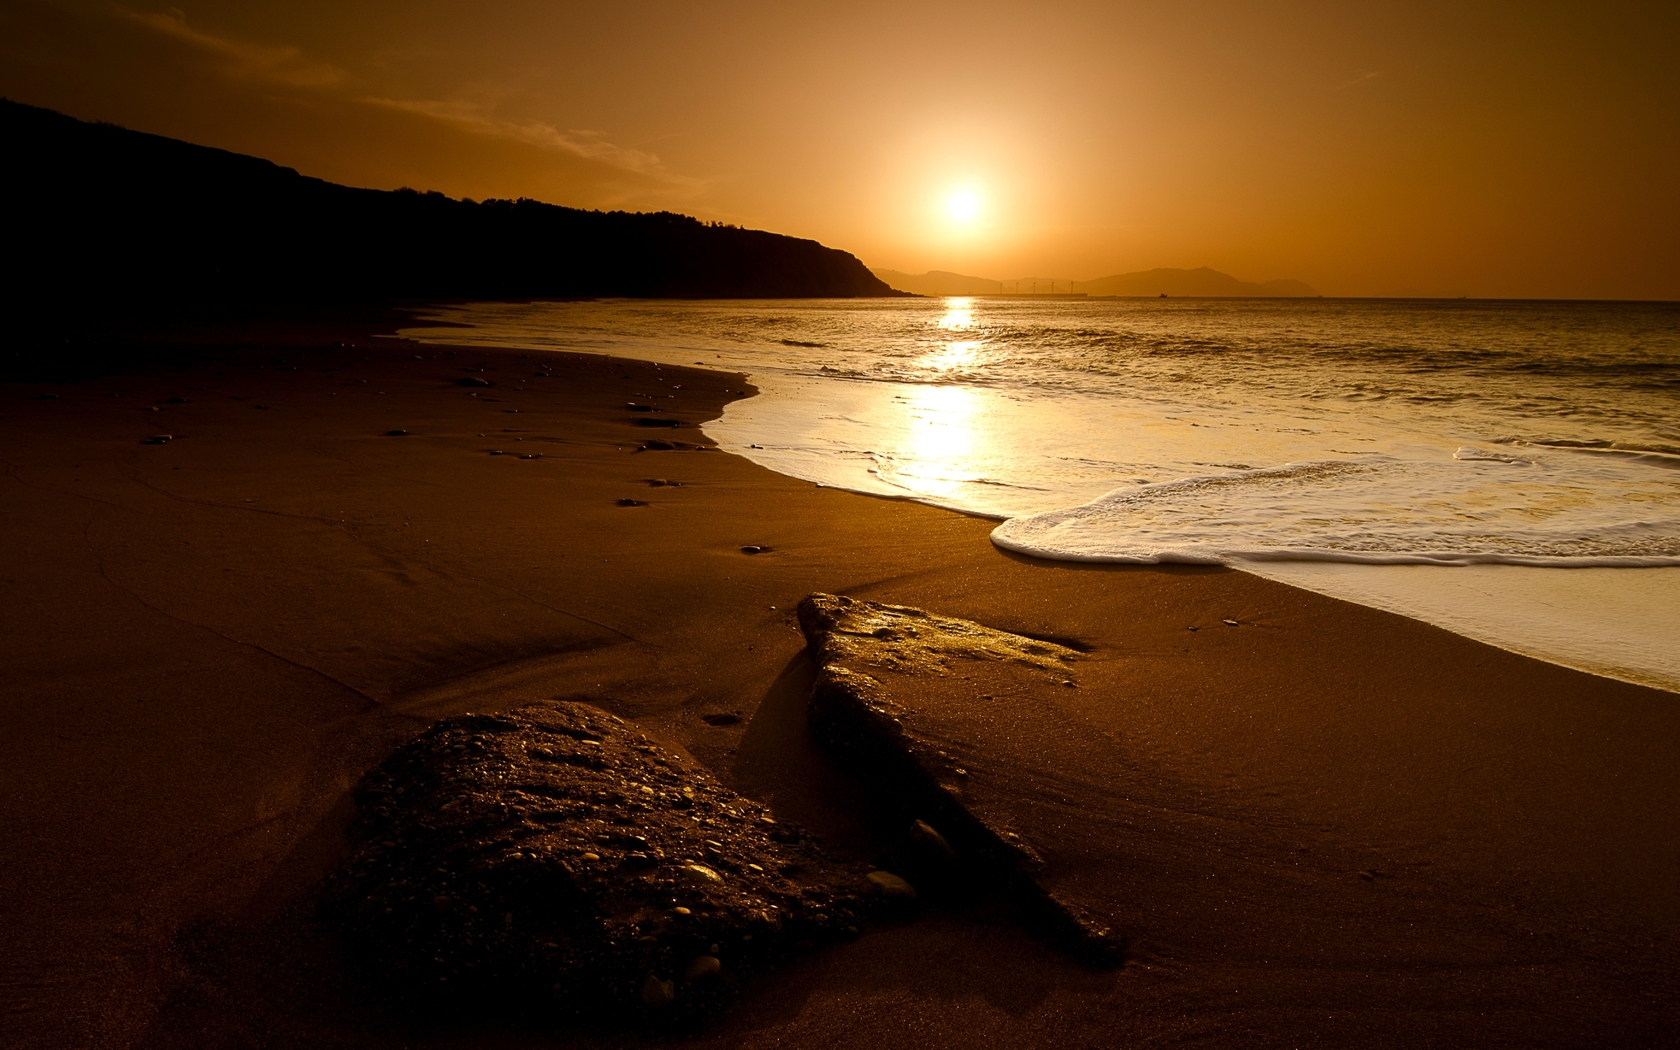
[{"left": 403, "top": 296, "right": 1680, "bottom": 693}]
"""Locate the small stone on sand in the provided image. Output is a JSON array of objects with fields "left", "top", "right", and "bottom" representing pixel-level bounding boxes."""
[
  {"left": 908, "top": 819, "right": 957, "bottom": 863},
  {"left": 863, "top": 871, "right": 918, "bottom": 900},
  {"left": 641, "top": 974, "right": 675, "bottom": 1007},
  {"left": 682, "top": 955, "right": 722, "bottom": 981}
]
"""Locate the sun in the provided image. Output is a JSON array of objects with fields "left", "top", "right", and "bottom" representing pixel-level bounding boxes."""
[{"left": 946, "top": 189, "right": 980, "bottom": 223}]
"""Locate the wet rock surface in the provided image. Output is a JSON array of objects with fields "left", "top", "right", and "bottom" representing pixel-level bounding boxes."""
[
  {"left": 797, "top": 592, "right": 1124, "bottom": 964},
  {"left": 324, "top": 701, "right": 875, "bottom": 1023}
]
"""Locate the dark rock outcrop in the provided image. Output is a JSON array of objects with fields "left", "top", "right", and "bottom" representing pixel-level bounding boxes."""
[
  {"left": 324, "top": 701, "right": 872, "bottom": 1023},
  {"left": 797, "top": 593, "right": 1124, "bottom": 964}
]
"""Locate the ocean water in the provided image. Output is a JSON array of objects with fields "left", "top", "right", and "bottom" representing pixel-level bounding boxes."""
[{"left": 404, "top": 297, "right": 1680, "bottom": 692}]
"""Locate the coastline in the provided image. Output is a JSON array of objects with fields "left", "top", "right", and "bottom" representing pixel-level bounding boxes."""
[
  {"left": 1, "top": 312, "right": 1675, "bottom": 1047},
  {"left": 400, "top": 297, "right": 1680, "bottom": 695}
]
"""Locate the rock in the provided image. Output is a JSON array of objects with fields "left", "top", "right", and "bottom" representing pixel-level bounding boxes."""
[
  {"left": 616, "top": 498, "right": 647, "bottom": 507},
  {"left": 459, "top": 377, "right": 492, "bottom": 387},
  {"left": 142, "top": 435, "right": 172, "bottom": 445},
  {"left": 682, "top": 955, "right": 722, "bottom": 982},
  {"left": 639, "top": 439, "right": 677, "bottom": 451},
  {"left": 863, "top": 871, "right": 918, "bottom": 901},
  {"left": 682, "top": 864, "right": 724, "bottom": 885},
  {"left": 797, "top": 593, "right": 1123, "bottom": 965},
  {"left": 641, "top": 974, "right": 675, "bottom": 1007},
  {"left": 386, "top": 429, "right": 409, "bottom": 436},
  {"left": 627, "top": 403, "right": 654, "bottom": 412},
  {"left": 907, "top": 819, "right": 957, "bottom": 864},
  {"left": 324, "top": 700, "right": 878, "bottom": 1023},
  {"left": 740, "top": 546, "right": 768, "bottom": 555}
]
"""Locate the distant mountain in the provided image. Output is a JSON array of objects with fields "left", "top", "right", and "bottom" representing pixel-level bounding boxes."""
[
  {"left": 1074, "top": 267, "right": 1318, "bottom": 298},
  {"left": 0, "top": 99, "right": 902, "bottom": 308},
  {"left": 872, "top": 265, "right": 1316, "bottom": 298},
  {"left": 870, "top": 269, "right": 1005, "bottom": 296}
]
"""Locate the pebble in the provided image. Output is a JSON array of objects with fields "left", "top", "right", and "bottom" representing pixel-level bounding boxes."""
[
  {"left": 386, "top": 429, "right": 409, "bottom": 436},
  {"left": 626, "top": 403, "right": 653, "bottom": 411},
  {"left": 616, "top": 498, "right": 647, "bottom": 507},
  {"left": 682, "top": 955, "right": 722, "bottom": 982},
  {"left": 142, "top": 435, "right": 172, "bottom": 445},
  {"left": 863, "top": 870, "right": 918, "bottom": 900},
  {"left": 458, "top": 377, "right": 492, "bottom": 387},
  {"left": 640, "top": 439, "right": 676, "bottom": 451},
  {"left": 683, "top": 864, "right": 723, "bottom": 885},
  {"left": 641, "top": 974, "right": 675, "bottom": 1007},
  {"left": 1223, "top": 618, "right": 1239, "bottom": 626},
  {"left": 740, "top": 545, "right": 767, "bottom": 555},
  {"left": 908, "top": 819, "right": 957, "bottom": 862}
]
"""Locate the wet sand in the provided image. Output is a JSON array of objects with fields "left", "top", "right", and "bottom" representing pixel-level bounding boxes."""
[{"left": 1, "top": 313, "right": 1675, "bottom": 1048}]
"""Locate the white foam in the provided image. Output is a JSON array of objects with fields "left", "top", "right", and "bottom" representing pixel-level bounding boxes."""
[{"left": 1241, "top": 562, "right": 1680, "bottom": 693}]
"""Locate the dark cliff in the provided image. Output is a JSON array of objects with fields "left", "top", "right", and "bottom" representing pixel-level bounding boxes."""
[{"left": 0, "top": 99, "right": 902, "bottom": 309}]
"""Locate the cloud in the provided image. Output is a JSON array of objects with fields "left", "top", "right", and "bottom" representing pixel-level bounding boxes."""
[
  {"left": 121, "top": 7, "right": 344, "bottom": 89},
  {"left": 110, "top": 7, "right": 699, "bottom": 204},
  {"left": 1335, "top": 70, "right": 1383, "bottom": 91},
  {"left": 361, "top": 96, "right": 702, "bottom": 194}
]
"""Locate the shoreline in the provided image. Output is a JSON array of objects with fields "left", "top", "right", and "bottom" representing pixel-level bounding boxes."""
[
  {"left": 399, "top": 305, "right": 1680, "bottom": 697},
  {"left": 2, "top": 310, "right": 1675, "bottom": 1046}
]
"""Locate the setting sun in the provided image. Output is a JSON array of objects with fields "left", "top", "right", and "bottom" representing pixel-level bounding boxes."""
[{"left": 946, "top": 189, "right": 980, "bottom": 223}]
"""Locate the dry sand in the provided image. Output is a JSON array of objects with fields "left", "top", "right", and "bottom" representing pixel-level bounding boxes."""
[{"left": 1, "top": 313, "right": 1675, "bottom": 1048}]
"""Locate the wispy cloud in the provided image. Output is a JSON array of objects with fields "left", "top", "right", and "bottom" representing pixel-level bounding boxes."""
[
  {"left": 122, "top": 7, "right": 345, "bottom": 89},
  {"left": 361, "top": 96, "right": 701, "bottom": 192},
  {"left": 1335, "top": 70, "right": 1383, "bottom": 91},
  {"left": 115, "top": 7, "right": 698, "bottom": 201}
]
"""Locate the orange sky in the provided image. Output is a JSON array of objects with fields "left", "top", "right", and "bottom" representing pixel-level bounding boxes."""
[{"left": 3, "top": 0, "right": 1676, "bottom": 298}]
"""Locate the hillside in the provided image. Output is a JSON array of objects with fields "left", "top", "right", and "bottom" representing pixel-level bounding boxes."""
[{"left": 0, "top": 100, "right": 901, "bottom": 308}]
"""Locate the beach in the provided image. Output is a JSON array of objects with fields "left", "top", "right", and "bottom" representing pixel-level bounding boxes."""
[{"left": 2, "top": 312, "right": 1675, "bottom": 1048}]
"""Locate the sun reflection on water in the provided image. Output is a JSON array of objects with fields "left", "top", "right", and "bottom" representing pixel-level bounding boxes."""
[
  {"left": 923, "top": 297, "right": 985, "bottom": 373},
  {"left": 938, "top": 298, "right": 975, "bottom": 330},
  {"left": 886, "top": 383, "right": 992, "bottom": 501}
]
